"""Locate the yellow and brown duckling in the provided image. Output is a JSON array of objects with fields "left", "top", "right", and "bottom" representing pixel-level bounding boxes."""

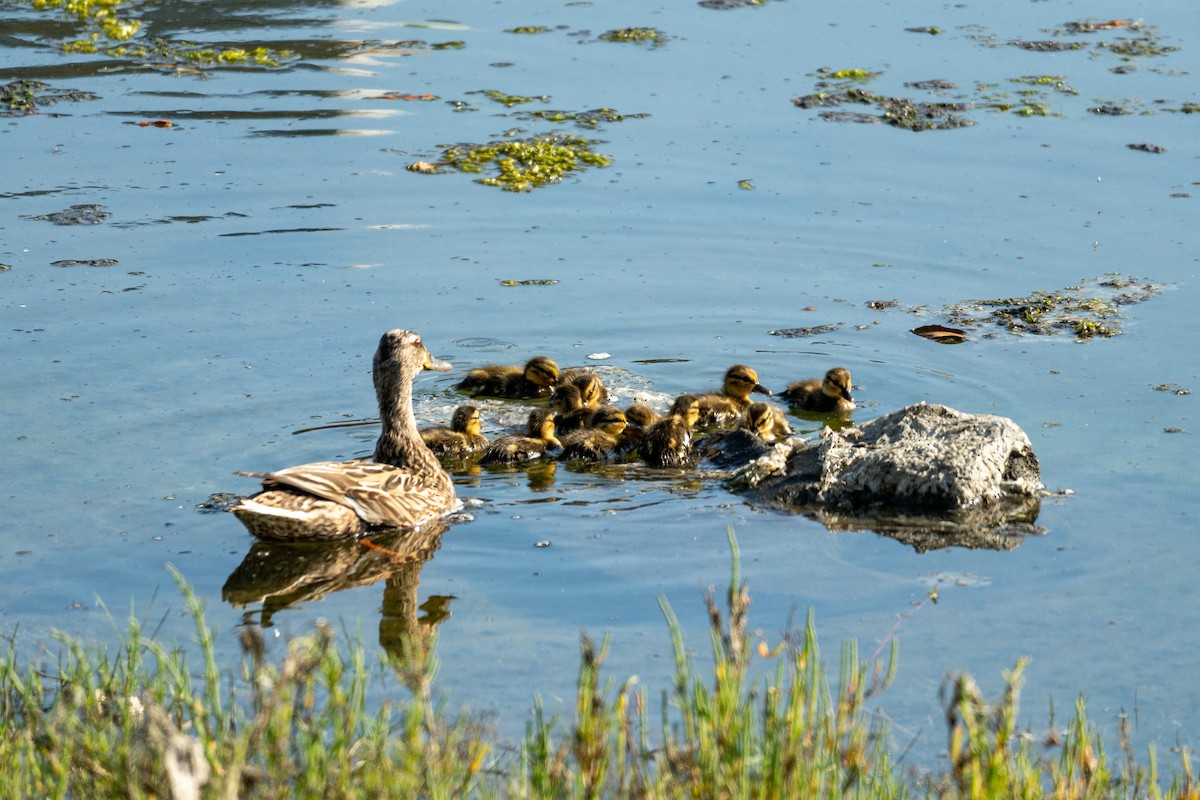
[
  {"left": 740, "top": 401, "right": 793, "bottom": 443},
  {"left": 696, "top": 364, "right": 772, "bottom": 428},
  {"left": 559, "top": 368, "right": 609, "bottom": 407},
  {"left": 559, "top": 405, "right": 628, "bottom": 461},
  {"left": 479, "top": 408, "right": 561, "bottom": 464},
  {"left": 779, "top": 367, "right": 854, "bottom": 413},
  {"left": 550, "top": 383, "right": 593, "bottom": 435},
  {"left": 616, "top": 402, "right": 659, "bottom": 456},
  {"left": 641, "top": 394, "right": 701, "bottom": 468},
  {"left": 420, "top": 404, "right": 488, "bottom": 456},
  {"left": 455, "top": 355, "right": 558, "bottom": 399},
  {"left": 233, "top": 329, "right": 457, "bottom": 542}
]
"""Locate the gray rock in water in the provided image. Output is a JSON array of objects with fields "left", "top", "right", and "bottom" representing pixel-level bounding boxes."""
[{"left": 729, "top": 403, "right": 1044, "bottom": 550}]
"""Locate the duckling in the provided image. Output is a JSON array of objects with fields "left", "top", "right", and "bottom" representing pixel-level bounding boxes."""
[
  {"left": 641, "top": 394, "right": 701, "bottom": 468},
  {"left": 479, "top": 408, "right": 561, "bottom": 464},
  {"left": 420, "top": 405, "right": 488, "bottom": 456},
  {"left": 233, "top": 329, "right": 457, "bottom": 542},
  {"left": 779, "top": 367, "right": 854, "bottom": 413},
  {"left": 550, "top": 383, "right": 593, "bottom": 435},
  {"left": 455, "top": 355, "right": 558, "bottom": 399},
  {"left": 559, "top": 368, "right": 609, "bottom": 407},
  {"left": 559, "top": 406, "right": 628, "bottom": 461},
  {"left": 741, "top": 401, "right": 793, "bottom": 443},
  {"left": 695, "top": 364, "right": 771, "bottom": 428},
  {"left": 616, "top": 403, "right": 660, "bottom": 456}
]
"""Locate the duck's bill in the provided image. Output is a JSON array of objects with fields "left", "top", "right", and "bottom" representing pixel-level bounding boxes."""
[
  {"left": 425, "top": 355, "right": 453, "bottom": 371},
  {"left": 753, "top": 383, "right": 772, "bottom": 396}
]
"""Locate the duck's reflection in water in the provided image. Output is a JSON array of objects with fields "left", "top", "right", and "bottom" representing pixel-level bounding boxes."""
[{"left": 223, "top": 521, "right": 453, "bottom": 672}]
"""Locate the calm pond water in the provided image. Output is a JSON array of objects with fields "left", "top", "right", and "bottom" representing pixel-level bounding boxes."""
[{"left": 3, "top": 0, "right": 1198, "bottom": 769}]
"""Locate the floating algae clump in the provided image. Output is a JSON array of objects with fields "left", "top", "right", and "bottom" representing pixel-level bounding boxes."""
[
  {"left": 598, "top": 27, "right": 666, "bottom": 45},
  {"left": 438, "top": 134, "right": 612, "bottom": 192}
]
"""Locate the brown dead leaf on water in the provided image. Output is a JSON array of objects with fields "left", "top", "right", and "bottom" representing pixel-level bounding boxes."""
[
  {"left": 912, "top": 324, "right": 967, "bottom": 344},
  {"left": 406, "top": 161, "right": 442, "bottom": 173}
]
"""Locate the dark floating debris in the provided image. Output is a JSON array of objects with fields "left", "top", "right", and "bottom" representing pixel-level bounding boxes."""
[
  {"left": 1127, "top": 143, "right": 1166, "bottom": 153},
  {"left": 50, "top": 259, "right": 119, "bottom": 267},
  {"left": 1089, "top": 104, "right": 1133, "bottom": 116},
  {"left": 1010, "top": 40, "right": 1085, "bottom": 52},
  {"left": 768, "top": 324, "right": 842, "bottom": 338},
  {"left": 912, "top": 324, "right": 967, "bottom": 344},
  {"left": 29, "top": 204, "right": 111, "bottom": 225},
  {"left": 2, "top": 79, "right": 99, "bottom": 115}
]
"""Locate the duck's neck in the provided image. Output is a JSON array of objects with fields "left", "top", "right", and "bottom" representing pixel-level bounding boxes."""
[{"left": 373, "top": 371, "right": 450, "bottom": 491}]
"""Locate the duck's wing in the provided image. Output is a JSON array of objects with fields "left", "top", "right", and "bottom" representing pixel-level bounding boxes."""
[{"left": 239, "top": 460, "right": 452, "bottom": 528}]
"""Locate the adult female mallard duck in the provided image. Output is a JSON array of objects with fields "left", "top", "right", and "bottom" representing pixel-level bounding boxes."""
[
  {"left": 695, "top": 365, "right": 772, "bottom": 428},
  {"left": 559, "top": 406, "right": 627, "bottom": 461},
  {"left": 232, "top": 329, "right": 457, "bottom": 542},
  {"left": 455, "top": 356, "right": 558, "bottom": 399},
  {"left": 479, "top": 408, "right": 561, "bottom": 464},
  {"left": 420, "top": 405, "right": 488, "bottom": 456},
  {"left": 641, "top": 394, "right": 701, "bottom": 468},
  {"left": 779, "top": 367, "right": 855, "bottom": 413},
  {"left": 551, "top": 383, "right": 593, "bottom": 435},
  {"left": 741, "top": 401, "right": 793, "bottom": 443}
]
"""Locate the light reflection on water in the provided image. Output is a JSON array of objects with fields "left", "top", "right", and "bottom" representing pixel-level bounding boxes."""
[{"left": 3, "top": 0, "right": 1199, "bottom": 768}]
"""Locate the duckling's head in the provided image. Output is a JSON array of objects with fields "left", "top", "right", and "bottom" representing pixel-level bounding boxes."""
[
  {"left": 573, "top": 374, "right": 605, "bottom": 408},
  {"left": 670, "top": 394, "right": 701, "bottom": 429},
  {"left": 624, "top": 403, "right": 658, "bottom": 429},
  {"left": 524, "top": 356, "right": 559, "bottom": 389},
  {"left": 723, "top": 365, "right": 770, "bottom": 401},
  {"left": 550, "top": 383, "right": 584, "bottom": 414},
  {"left": 741, "top": 402, "right": 775, "bottom": 438},
  {"left": 374, "top": 329, "right": 451, "bottom": 399},
  {"left": 591, "top": 406, "right": 627, "bottom": 437},
  {"left": 822, "top": 368, "right": 854, "bottom": 404},
  {"left": 451, "top": 405, "right": 483, "bottom": 436},
  {"left": 527, "top": 408, "right": 559, "bottom": 442}
]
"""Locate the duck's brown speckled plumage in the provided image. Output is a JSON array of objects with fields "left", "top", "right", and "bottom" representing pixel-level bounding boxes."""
[
  {"left": 779, "top": 367, "right": 855, "bottom": 414},
  {"left": 232, "top": 330, "right": 456, "bottom": 542},
  {"left": 559, "top": 406, "right": 627, "bottom": 461},
  {"left": 420, "top": 405, "right": 488, "bottom": 456},
  {"left": 695, "top": 365, "right": 771, "bottom": 428},
  {"left": 741, "top": 401, "right": 793, "bottom": 443}
]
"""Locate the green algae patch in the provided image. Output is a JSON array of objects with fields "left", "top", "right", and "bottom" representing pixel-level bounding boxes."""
[
  {"left": 437, "top": 134, "right": 612, "bottom": 192},
  {"left": 940, "top": 275, "right": 1161, "bottom": 339},
  {"left": 515, "top": 106, "right": 648, "bottom": 129},
  {"left": 470, "top": 89, "right": 550, "bottom": 107},
  {"left": 505, "top": 25, "right": 551, "bottom": 34},
  {"left": 32, "top": 0, "right": 140, "bottom": 42},
  {"left": 598, "top": 27, "right": 666, "bottom": 46},
  {"left": 2, "top": 79, "right": 99, "bottom": 115}
]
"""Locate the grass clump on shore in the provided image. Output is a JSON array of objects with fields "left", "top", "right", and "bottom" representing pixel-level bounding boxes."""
[{"left": 2, "top": 534, "right": 1197, "bottom": 798}]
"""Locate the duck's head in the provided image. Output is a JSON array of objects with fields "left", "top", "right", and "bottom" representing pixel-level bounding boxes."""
[
  {"left": 451, "top": 405, "right": 483, "bottom": 436},
  {"left": 524, "top": 356, "right": 559, "bottom": 389},
  {"left": 527, "top": 408, "right": 560, "bottom": 443},
  {"left": 741, "top": 402, "right": 774, "bottom": 438},
  {"left": 723, "top": 365, "right": 770, "bottom": 401},
  {"left": 374, "top": 329, "right": 452, "bottom": 396},
  {"left": 670, "top": 394, "right": 701, "bottom": 429},
  {"left": 550, "top": 383, "right": 584, "bottom": 414},
  {"left": 591, "top": 406, "right": 627, "bottom": 438},
  {"left": 822, "top": 368, "right": 854, "bottom": 404},
  {"left": 573, "top": 374, "right": 605, "bottom": 408}
]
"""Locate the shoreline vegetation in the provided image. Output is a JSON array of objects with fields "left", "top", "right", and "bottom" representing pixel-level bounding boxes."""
[{"left": 1, "top": 532, "right": 1194, "bottom": 799}]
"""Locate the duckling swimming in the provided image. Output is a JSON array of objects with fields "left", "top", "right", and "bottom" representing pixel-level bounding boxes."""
[
  {"left": 779, "top": 367, "right": 854, "bottom": 413},
  {"left": 559, "top": 368, "right": 609, "bottom": 407},
  {"left": 559, "top": 406, "right": 627, "bottom": 461},
  {"left": 233, "top": 329, "right": 456, "bottom": 542},
  {"left": 456, "top": 356, "right": 558, "bottom": 399},
  {"left": 696, "top": 365, "right": 772, "bottom": 428},
  {"left": 641, "top": 394, "right": 701, "bottom": 468},
  {"left": 479, "top": 408, "right": 561, "bottom": 464},
  {"left": 550, "top": 383, "right": 593, "bottom": 435},
  {"left": 741, "top": 401, "right": 793, "bottom": 443},
  {"left": 616, "top": 403, "right": 659, "bottom": 456},
  {"left": 420, "top": 405, "right": 488, "bottom": 456}
]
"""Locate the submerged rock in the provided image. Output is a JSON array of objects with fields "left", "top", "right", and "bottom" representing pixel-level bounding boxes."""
[{"left": 729, "top": 403, "right": 1043, "bottom": 550}]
